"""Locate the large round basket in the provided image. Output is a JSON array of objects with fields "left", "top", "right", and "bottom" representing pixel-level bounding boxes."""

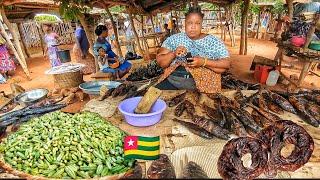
[
  {"left": 0, "top": 154, "right": 125, "bottom": 180},
  {"left": 53, "top": 70, "right": 83, "bottom": 89},
  {"left": 45, "top": 63, "right": 85, "bottom": 89}
]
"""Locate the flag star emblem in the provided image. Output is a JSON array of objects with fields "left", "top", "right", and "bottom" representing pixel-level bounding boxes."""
[{"left": 128, "top": 139, "right": 135, "bottom": 146}]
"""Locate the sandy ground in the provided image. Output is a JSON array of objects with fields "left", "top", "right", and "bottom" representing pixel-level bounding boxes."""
[{"left": 1, "top": 35, "right": 319, "bottom": 95}]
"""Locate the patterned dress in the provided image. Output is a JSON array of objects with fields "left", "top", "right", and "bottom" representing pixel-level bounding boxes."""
[
  {"left": 157, "top": 32, "right": 229, "bottom": 93},
  {"left": 0, "top": 44, "right": 16, "bottom": 73},
  {"left": 44, "top": 33, "right": 62, "bottom": 67}
]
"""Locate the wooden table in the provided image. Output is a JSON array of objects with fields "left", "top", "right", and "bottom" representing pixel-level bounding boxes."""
[{"left": 274, "top": 41, "right": 320, "bottom": 87}]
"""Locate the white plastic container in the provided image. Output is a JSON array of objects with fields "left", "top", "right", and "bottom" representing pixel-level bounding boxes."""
[{"left": 266, "top": 70, "right": 280, "bottom": 86}]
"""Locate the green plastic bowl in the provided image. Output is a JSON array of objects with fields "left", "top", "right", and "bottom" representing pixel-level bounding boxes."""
[{"left": 309, "top": 41, "right": 320, "bottom": 51}]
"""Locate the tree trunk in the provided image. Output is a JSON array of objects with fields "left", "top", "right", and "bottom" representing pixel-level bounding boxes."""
[
  {"left": 128, "top": 12, "right": 144, "bottom": 57},
  {"left": 245, "top": 16, "right": 248, "bottom": 55},
  {"left": 106, "top": 8, "right": 123, "bottom": 58},
  {"left": 0, "top": 20, "right": 30, "bottom": 78},
  {"left": 77, "top": 13, "right": 98, "bottom": 72},
  {"left": 230, "top": 4, "right": 236, "bottom": 47},
  {"left": 256, "top": 10, "right": 261, "bottom": 39},
  {"left": 0, "top": 7, "right": 27, "bottom": 68},
  {"left": 239, "top": 0, "right": 250, "bottom": 55},
  {"left": 286, "top": 0, "right": 294, "bottom": 21},
  {"left": 218, "top": 8, "right": 223, "bottom": 39},
  {"left": 17, "top": 23, "right": 30, "bottom": 58}
]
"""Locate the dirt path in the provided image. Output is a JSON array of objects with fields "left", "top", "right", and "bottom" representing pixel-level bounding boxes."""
[{"left": 1, "top": 36, "right": 319, "bottom": 94}]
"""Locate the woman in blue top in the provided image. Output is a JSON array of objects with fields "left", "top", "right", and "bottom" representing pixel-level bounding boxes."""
[{"left": 93, "top": 25, "right": 131, "bottom": 78}]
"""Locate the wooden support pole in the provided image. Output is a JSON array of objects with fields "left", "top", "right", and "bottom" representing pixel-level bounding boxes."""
[
  {"left": 256, "top": 10, "right": 262, "bottom": 39},
  {"left": 36, "top": 24, "right": 45, "bottom": 56},
  {"left": 128, "top": 11, "right": 144, "bottom": 57},
  {"left": 286, "top": 0, "right": 294, "bottom": 21},
  {"left": 218, "top": 7, "right": 223, "bottom": 39},
  {"left": 0, "top": 20, "right": 30, "bottom": 78},
  {"left": 77, "top": 13, "right": 98, "bottom": 72},
  {"left": 245, "top": 16, "right": 248, "bottom": 55},
  {"left": 140, "top": 15, "right": 150, "bottom": 60},
  {"left": 304, "top": 15, "right": 320, "bottom": 50},
  {"left": 0, "top": 7, "right": 27, "bottom": 68},
  {"left": 239, "top": 0, "right": 250, "bottom": 55},
  {"left": 230, "top": 4, "right": 236, "bottom": 47},
  {"left": 17, "top": 23, "right": 30, "bottom": 58},
  {"left": 106, "top": 8, "right": 123, "bottom": 58}
]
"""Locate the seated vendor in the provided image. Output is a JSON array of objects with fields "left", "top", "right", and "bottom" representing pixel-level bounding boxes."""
[
  {"left": 155, "top": 6, "right": 230, "bottom": 94},
  {"left": 94, "top": 25, "right": 131, "bottom": 78}
]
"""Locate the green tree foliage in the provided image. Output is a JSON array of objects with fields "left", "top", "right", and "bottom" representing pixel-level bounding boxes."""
[
  {"left": 55, "top": 0, "right": 90, "bottom": 20},
  {"left": 109, "top": 6, "right": 125, "bottom": 13},
  {"left": 34, "top": 14, "right": 61, "bottom": 23}
]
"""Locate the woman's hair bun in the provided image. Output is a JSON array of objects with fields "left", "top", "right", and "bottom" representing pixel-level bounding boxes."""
[
  {"left": 185, "top": 5, "right": 204, "bottom": 19},
  {"left": 95, "top": 25, "right": 107, "bottom": 36}
]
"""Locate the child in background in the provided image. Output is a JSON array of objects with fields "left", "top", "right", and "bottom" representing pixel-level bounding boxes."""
[{"left": 97, "top": 47, "right": 120, "bottom": 79}]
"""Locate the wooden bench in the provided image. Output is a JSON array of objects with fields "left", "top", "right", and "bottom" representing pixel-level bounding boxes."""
[{"left": 91, "top": 71, "right": 113, "bottom": 81}]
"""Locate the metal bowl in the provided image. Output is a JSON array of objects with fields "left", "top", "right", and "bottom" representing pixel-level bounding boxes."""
[
  {"left": 15, "top": 88, "right": 49, "bottom": 106},
  {"left": 79, "top": 81, "right": 122, "bottom": 95}
]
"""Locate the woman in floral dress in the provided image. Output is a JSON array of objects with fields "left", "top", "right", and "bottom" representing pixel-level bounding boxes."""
[
  {"left": 0, "top": 36, "right": 16, "bottom": 79},
  {"left": 43, "top": 24, "right": 62, "bottom": 67}
]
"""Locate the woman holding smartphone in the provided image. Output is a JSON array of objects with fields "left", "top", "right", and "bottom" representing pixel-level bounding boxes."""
[{"left": 156, "top": 6, "right": 230, "bottom": 93}]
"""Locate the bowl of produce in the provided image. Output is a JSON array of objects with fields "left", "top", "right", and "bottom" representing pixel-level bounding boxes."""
[
  {"left": 79, "top": 81, "right": 122, "bottom": 95},
  {"left": 118, "top": 97, "right": 167, "bottom": 127},
  {"left": 308, "top": 41, "right": 320, "bottom": 51},
  {"left": 14, "top": 88, "right": 49, "bottom": 106}
]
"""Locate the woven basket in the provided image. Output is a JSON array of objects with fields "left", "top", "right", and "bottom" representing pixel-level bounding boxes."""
[{"left": 53, "top": 70, "right": 83, "bottom": 89}]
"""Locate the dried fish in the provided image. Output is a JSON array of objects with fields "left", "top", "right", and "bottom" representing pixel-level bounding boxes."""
[
  {"left": 249, "top": 104, "right": 282, "bottom": 123},
  {"left": 232, "top": 109, "right": 261, "bottom": 133},
  {"left": 268, "top": 91, "right": 297, "bottom": 114},
  {"left": 234, "top": 88, "right": 245, "bottom": 103},
  {"left": 288, "top": 96, "right": 319, "bottom": 127},
  {"left": 204, "top": 104, "right": 226, "bottom": 128},
  {"left": 182, "top": 161, "right": 209, "bottom": 179},
  {"left": 184, "top": 100, "right": 195, "bottom": 117},
  {"left": 147, "top": 154, "right": 176, "bottom": 179},
  {"left": 192, "top": 115, "right": 230, "bottom": 140},
  {"left": 168, "top": 92, "right": 187, "bottom": 107},
  {"left": 251, "top": 109, "right": 272, "bottom": 128},
  {"left": 122, "top": 161, "right": 143, "bottom": 179},
  {"left": 173, "top": 118, "right": 214, "bottom": 139},
  {"left": 262, "top": 93, "right": 284, "bottom": 115},
  {"left": 174, "top": 101, "right": 186, "bottom": 117},
  {"left": 218, "top": 137, "right": 268, "bottom": 180}
]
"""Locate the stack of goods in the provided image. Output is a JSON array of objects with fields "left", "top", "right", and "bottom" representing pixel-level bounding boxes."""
[
  {"left": 99, "top": 83, "right": 149, "bottom": 101},
  {"left": 0, "top": 104, "right": 66, "bottom": 137},
  {"left": 171, "top": 88, "right": 320, "bottom": 140},
  {"left": 221, "top": 72, "right": 260, "bottom": 90},
  {"left": 218, "top": 120, "right": 314, "bottom": 179},
  {"left": 126, "top": 60, "right": 163, "bottom": 82},
  {"left": 49, "top": 87, "right": 85, "bottom": 105},
  {"left": 0, "top": 112, "right": 135, "bottom": 179},
  {"left": 282, "top": 19, "right": 311, "bottom": 41}
]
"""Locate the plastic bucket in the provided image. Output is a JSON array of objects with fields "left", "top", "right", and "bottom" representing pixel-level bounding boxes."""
[{"left": 57, "top": 50, "right": 71, "bottom": 63}]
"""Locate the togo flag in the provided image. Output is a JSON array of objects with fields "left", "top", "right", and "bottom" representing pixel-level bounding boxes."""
[{"left": 124, "top": 136, "right": 160, "bottom": 160}]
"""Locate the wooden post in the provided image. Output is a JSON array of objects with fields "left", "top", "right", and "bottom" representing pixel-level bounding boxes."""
[
  {"left": 244, "top": 16, "right": 248, "bottom": 55},
  {"left": 230, "top": 4, "right": 236, "bottom": 47},
  {"left": 0, "top": 20, "right": 30, "bottom": 78},
  {"left": 303, "top": 14, "right": 320, "bottom": 50},
  {"left": 0, "top": 7, "right": 27, "bottom": 68},
  {"left": 17, "top": 23, "right": 30, "bottom": 58},
  {"left": 149, "top": 14, "right": 159, "bottom": 46},
  {"left": 106, "top": 8, "right": 123, "bottom": 58},
  {"left": 239, "top": 0, "right": 250, "bottom": 55},
  {"left": 256, "top": 9, "right": 262, "bottom": 39},
  {"left": 36, "top": 24, "right": 45, "bottom": 56},
  {"left": 218, "top": 7, "right": 223, "bottom": 39},
  {"left": 286, "top": 0, "right": 294, "bottom": 21},
  {"left": 140, "top": 15, "right": 150, "bottom": 59},
  {"left": 128, "top": 11, "right": 144, "bottom": 56},
  {"left": 77, "top": 13, "right": 98, "bottom": 72}
]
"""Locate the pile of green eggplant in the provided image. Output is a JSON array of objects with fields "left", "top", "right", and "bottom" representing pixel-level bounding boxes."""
[{"left": 0, "top": 111, "right": 134, "bottom": 179}]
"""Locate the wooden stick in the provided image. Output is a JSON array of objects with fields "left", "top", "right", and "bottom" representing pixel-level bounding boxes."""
[
  {"left": 17, "top": 23, "right": 30, "bottom": 58},
  {"left": 77, "top": 13, "right": 98, "bottom": 72},
  {"left": 0, "top": 20, "right": 30, "bottom": 78},
  {"left": 140, "top": 15, "right": 150, "bottom": 60},
  {"left": 128, "top": 11, "right": 144, "bottom": 57},
  {"left": 0, "top": 7, "right": 27, "bottom": 68},
  {"left": 106, "top": 8, "right": 123, "bottom": 58},
  {"left": 239, "top": 0, "right": 250, "bottom": 55}
]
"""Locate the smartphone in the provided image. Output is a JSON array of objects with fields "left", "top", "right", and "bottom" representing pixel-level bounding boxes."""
[{"left": 186, "top": 58, "right": 194, "bottom": 63}]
